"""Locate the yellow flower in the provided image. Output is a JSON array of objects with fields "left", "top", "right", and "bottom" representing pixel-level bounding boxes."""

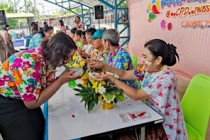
[
  {"left": 79, "top": 61, "right": 85, "bottom": 67},
  {"left": 65, "top": 63, "right": 73, "bottom": 68},
  {"left": 23, "top": 69, "right": 32, "bottom": 76},
  {"left": 81, "top": 79, "right": 88, "bottom": 87},
  {"left": 98, "top": 95, "right": 103, "bottom": 101},
  {"left": 81, "top": 73, "right": 89, "bottom": 80},
  {"left": 72, "top": 54, "right": 77, "bottom": 61},
  {"left": 90, "top": 78, "right": 99, "bottom": 93},
  {"left": 0, "top": 88, "right": 5, "bottom": 94},
  {"left": 98, "top": 81, "right": 106, "bottom": 87},
  {"left": 72, "top": 63, "right": 80, "bottom": 68}
]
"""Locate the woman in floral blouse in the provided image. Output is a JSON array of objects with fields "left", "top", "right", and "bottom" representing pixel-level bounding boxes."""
[
  {"left": 88, "top": 39, "right": 188, "bottom": 140},
  {"left": 0, "top": 32, "right": 78, "bottom": 140}
]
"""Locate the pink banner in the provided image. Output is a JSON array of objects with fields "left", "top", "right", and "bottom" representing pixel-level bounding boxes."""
[{"left": 128, "top": 0, "right": 210, "bottom": 78}]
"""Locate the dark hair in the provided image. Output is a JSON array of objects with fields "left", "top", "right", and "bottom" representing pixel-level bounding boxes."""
[
  {"left": 75, "top": 16, "right": 81, "bottom": 20},
  {"left": 32, "top": 23, "right": 38, "bottom": 31},
  {"left": 41, "top": 32, "right": 77, "bottom": 67},
  {"left": 144, "top": 39, "right": 179, "bottom": 66},
  {"left": 49, "top": 26, "right": 54, "bottom": 30},
  {"left": 85, "top": 28, "right": 96, "bottom": 36},
  {"left": 39, "top": 25, "right": 50, "bottom": 37},
  {"left": 59, "top": 20, "right": 64, "bottom": 27},
  {"left": 31, "top": 22, "right": 37, "bottom": 26},
  {"left": 44, "top": 22, "right": 48, "bottom": 26},
  {"left": 4, "top": 24, "right": 9, "bottom": 30},
  {"left": 75, "top": 30, "right": 82, "bottom": 37},
  {"left": 81, "top": 31, "right": 86, "bottom": 38},
  {"left": 70, "top": 27, "right": 77, "bottom": 34}
]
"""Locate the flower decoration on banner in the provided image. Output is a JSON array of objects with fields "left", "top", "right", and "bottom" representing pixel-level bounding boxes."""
[
  {"left": 74, "top": 72, "right": 125, "bottom": 112},
  {"left": 147, "top": 0, "right": 161, "bottom": 22},
  {"left": 161, "top": 20, "right": 166, "bottom": 29},
  {"left": 167, "top": 22, "right": 172, "bottom": 30}
]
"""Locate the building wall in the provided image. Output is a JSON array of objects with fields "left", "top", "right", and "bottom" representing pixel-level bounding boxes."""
[{"left": 128, "top": 0, "right": 210, "bottom": 78}]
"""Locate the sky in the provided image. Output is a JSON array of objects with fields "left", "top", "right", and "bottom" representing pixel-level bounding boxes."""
[{"left": 19, "top": 0, "right": 62, "bottom": 14}]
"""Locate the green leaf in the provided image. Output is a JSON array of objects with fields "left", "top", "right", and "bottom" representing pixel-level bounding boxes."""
[
  {"left": 5, "top": 88, "right": 14, "bottom": 97},
  {"left": 17, "top": 86, "right": 23, "bottom": 94},
  {"left": 103, "top": 93, "right": 116, "bottom": 104},
  {"left": 116, "top": 92, "right": 126, "bottom": 102},
  {"left": 22, "top": 54, "right": 31, "bottom": 59},
  {"left": 22, "top": 79, "right": 27, "bottom": 85}
]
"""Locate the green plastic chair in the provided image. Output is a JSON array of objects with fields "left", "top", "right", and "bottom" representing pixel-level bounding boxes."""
[
  {"left": 181, "top": 74, "right": 210, "bottom": 140},
  {"left": 131, "top": 55, "right": 138, "bottom": 69}
]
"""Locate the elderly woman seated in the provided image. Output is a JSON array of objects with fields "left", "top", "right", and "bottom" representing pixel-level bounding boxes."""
[{"left": 102, "top": 29, "right": 137, "bottom": 88}]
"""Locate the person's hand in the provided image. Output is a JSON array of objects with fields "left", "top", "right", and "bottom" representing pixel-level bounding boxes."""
[
  {"left": 58, "top": 69, "right": 81, "bottom": 84},
  {"left": 94, "top": 73, "right": 111, "bottom": 81},
  {"left": 88, "top": 60, "right": 105, "bottom": 70},
  {"left": 85, "top": 58, "right": 92, "bottom": 63},
  {"left": 79, "top": 51, "right": 89, "bottom": 59}
]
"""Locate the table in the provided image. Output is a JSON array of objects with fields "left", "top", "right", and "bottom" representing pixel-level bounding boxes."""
[{"left": 47, "top": 84, "right": 164, "bottom": 140}]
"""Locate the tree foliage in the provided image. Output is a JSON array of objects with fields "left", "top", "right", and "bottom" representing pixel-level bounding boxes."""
[{"left": 0, "top": 2, "right": 18, "bottom": 29}]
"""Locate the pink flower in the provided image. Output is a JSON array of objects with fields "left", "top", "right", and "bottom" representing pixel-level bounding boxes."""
[
  {"left": 165, "top": 111, "right": 170, "bottom": 116},
  {"left": 169, "top": 124, "right": 174, "bottom": 129},
  {"left": 32, "top": 71, "right": 40, "bottom": 82},
  {"left": 156, "top": 83, "right": 162, "bottom": 88},
  {"left": 2, "top": 75, "right": 11, "bottom": 81},
  {"left": 25, "top": 49, "right": 35, "bottom": 53},
  {"left": 22, "top": 94, "right": 36, "bottom": 101},
  {"left": 26, "top": 85, "right": 35, "bottom": 93},
  {"left": 22, "top": 61, "right": 32, "bottom": 70},
  {"left": 158, "top": 91, "right": 163, "bottom": 97},
  {"left": 14, "top": 88, "right": 20, "bottom": 95},
  {"left": 177, "top": 129, "right": 182, "bottom": 134},
  {"left": 166, "top": 103, "right": 171, "bottom": 108},
  {"left": 34, "top": 61, "right": 41, "bottom": 71},
  {"left": 13, "top": 58, "right": 23, "bottom": 68},
  {"left": 148, "top": 84, "right": 153, "bottom": 88},
  {"left": 171, "top": 78, "right": 176, "bottom": 82},
  {"left": 0, "top": 80, "right": 5, "bottom": 86},
  {"left": 176, "top": 108, "right": 181, "bottom": 113},
  {"left": 165, "top": 71, "right": 170, "bottom": 75}
]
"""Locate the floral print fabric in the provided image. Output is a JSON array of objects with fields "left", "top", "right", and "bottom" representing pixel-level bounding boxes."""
[
  {"left": 28, "top": 33, "right": 43, "bottom": 49},
  {"left": 106, "top": 46, "right": 137, "bottom": 89},
  {"left": 0, "top": 46, "right": 56, "bottom": 101},
  {"left": 134, "top": 67, "right": 187, "bottom": 140}
]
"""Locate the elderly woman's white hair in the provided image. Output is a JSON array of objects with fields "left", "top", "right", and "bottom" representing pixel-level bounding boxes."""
[{"left": 102, "top": 29, "right": 120, "bottom": 46}]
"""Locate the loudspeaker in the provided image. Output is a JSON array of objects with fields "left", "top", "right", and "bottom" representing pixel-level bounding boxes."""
[
  {"left": 95, "top": 5, "right": 104, "bottom": 19},
  {"left": 0, "top": 10, "right": 6, "bottom": 25}
]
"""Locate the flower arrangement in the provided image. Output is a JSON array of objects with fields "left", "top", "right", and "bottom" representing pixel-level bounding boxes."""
[
  {"left": 65, "top": 52, "right": 87, "bottom": 87},
  {"left": 65, "top": 53, "right": 86, "bottom": 69},
  {"left": 74, "top": 71, "right": 125, "bottom": 112}
]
